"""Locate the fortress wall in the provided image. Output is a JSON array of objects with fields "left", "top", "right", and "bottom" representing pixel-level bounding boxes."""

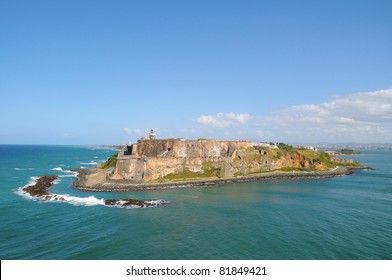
[
  {"left": 143, "top": 157, "right": 203, "bottom": 182},
  {"left": 112, "top": 157, "right": 145, "bottom": 182},
  {"left": 113, "top": 139, "right": 254, "bottom": 182},
  {"left": 136, "top": 139, "right": 253, "bottom": 158}
]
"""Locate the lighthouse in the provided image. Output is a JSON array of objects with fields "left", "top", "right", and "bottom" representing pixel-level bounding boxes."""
[{"left": 149, "top": 129, "right": 156, "bottom": 140}]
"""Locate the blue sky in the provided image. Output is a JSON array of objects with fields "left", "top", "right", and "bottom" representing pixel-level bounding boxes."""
[{"left": 1, "top": 0, "right": 391, "bottom": 144}]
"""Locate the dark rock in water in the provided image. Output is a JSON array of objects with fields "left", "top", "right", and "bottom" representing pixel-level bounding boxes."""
[
  {"left": 23, "top": 175, "right": 59, "bottom": 197},
  {"left": 105, "top": 199, "right": 146, "bottom": 207},
  {"left": 104, "top": 198, "right": 167, "bottom": 208},
  {"left": 22, "top": 175, "right": 167, "bottom": 209}
]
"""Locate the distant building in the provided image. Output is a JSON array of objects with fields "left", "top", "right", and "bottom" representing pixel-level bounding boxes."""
[{"left": 149, "top": 129, "right": 156, "bottom": 140}]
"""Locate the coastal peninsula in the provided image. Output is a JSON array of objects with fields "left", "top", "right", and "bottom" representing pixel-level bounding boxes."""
[{"left": 73, "top": 134, "right": 369, "bottom": 192}]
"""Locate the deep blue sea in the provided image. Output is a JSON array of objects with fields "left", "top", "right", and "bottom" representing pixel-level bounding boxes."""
[{"left": 1, "top": 145, "right": 391, "bottom": 260}]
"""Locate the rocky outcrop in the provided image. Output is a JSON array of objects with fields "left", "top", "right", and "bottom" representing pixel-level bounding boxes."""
[
  {"left": 24, "top": 175, "right": 164, "bottom": 208},
  {"left": 23, "top": 175, "right": 60, "bottom": 199},
  {"left": 110, "top": 139, "right": 336, "bottom": 183},
  {"left": 113, "top": 139, "right": 255, "bottom": 182},
  {"left": 105, "top": 199, "right": 167, "bottom": 208}
]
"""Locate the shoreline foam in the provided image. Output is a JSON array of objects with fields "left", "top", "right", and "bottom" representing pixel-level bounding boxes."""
[{"left": 21, "top": 175, "right": 166, "bottom": 208}]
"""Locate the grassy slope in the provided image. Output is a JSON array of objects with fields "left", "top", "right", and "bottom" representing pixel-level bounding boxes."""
[{"left": 99, "top": 153, "right": 118, "bottom": 169}]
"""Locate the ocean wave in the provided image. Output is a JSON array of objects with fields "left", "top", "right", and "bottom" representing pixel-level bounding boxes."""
[
  {"left": 17, "top": 176, "right": 166, "bottom": 209},
  {"left": 52, "top": 167, "right": 63, "bottom": 171},
  {"left": 18, "top": 190, "right": 105, "bottom": 207},
  {"left": 80, "top": 161, "right": 98, "bottom": 165},
  {"left": 62, "top": 170, "right": 78, "bottom": 177},
  {"left": 49, "top": 194, "right": 105, "bottom": 207},
  {"left": 14, "top": 168, "right": 35, "bottom": 171},
  {"left": 51, "top": 168, "right": 78, "bottom": 177},
  {"left": 16, "top": 176, "right": 40, "bottom": 198},
  {"left": 28, "top": 176, "right": 40, "bottom": 185}
]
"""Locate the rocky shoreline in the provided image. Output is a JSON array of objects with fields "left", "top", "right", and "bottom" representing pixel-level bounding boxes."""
[
  {"left": 22, "top": 175, "right": 164, "bottom": 208},
  {"left": 23, "top": 175, "right": 61, "bottom": 200},
  {"left": 72, "top": 166, "right": 372, "bottom": 192}
]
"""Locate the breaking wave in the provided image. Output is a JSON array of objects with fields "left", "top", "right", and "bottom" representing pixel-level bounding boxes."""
[
  {"left": 17, "top": 176, "right": 167, "bottom": 209},
  {"left": 51, "top": 167, "right": 78, "bottom": 178},
  {"left": 59, "top": 170, "right": 78, "bottom": 178},
  {"left": 80, "top": 161, "right": 98, "bottom": 165},
  {"left": 52, "top": 167, "right": 63, "bottom": 171},
  {"left": 14, "top": 168, "right": 35, "bottom": 171}
]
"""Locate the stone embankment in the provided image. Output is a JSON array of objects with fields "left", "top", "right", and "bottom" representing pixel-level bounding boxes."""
[{"left": 73, "top": 166, "right": 372, "bottom": 192}]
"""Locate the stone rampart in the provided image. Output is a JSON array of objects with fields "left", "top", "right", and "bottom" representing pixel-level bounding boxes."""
[{"left": 113, "top": 139, "right": 253, "bottom": 182}]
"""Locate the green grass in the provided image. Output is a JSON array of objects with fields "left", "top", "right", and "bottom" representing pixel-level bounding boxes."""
[
  {"left": 297, "top": 150, "right": 337, "bottom": 168},
  {"left": 297, "top": 150, "right": 320, "bottom": 161},
  {"left": 99, "top": 153, "right": 118, "bottom": 169},
  {"left": 319, "top": 152, "right": 336, "bottom": 168},
  {"left": 264, "top": 148, "right": 283, "bottom": 159},
  {"left": 157, "top": 162, "right": 222, "bottom": 182},
  {"left": 202, "top": 162, "right": 221, "bottom": 177},
  {"left": 336, "top": 161, "right": 362, "bottom": 167},
  {"left": 158, "top": 169, "right": 217, "bottom": 182}
]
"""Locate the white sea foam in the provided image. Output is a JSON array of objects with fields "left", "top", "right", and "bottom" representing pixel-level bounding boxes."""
[
  {"left": 14, "top": 167, "right": 35, "bottom": 171},
  {"left": 144, "top": 199, "right": 167, "bottom": 206},
  {"left": 51, "top": 194, "right": 105, "bottom": 206},
  {"left": 17, "top": 187, "right": 105, "bottom": 207},
  {"left": 51, "top": 168, "right": 78, "bottom": 177},
  {"left": 28, "top": 176, "right": 40, "bottom": 185},
  {"left": 16, "top": 187, "right": 32, "bottom": 199},
  {"left": 59, "top": 170, "right": 78, "bottom": 177},
  {"left": 80, "top": 161, "right": 98, "bottom": 165},
  {"left": 52, "top": 167, "right": 63, "bottom": 171},
  {"left": 16, "top": 176, "right": 40, "bottom": 199},
  {"left": 16, "top": 175, "right": 166, "bottom": 209}
]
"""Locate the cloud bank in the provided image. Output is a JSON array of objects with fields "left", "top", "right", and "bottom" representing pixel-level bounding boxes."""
[
  {"left": 196, "top": 112, "right": 253, "bottom": 128},
  {"left": 194, "top": 89, "right": 392, "bottom": 142}
]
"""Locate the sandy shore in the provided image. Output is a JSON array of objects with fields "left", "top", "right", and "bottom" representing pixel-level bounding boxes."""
[{"left": 72, "top": 166, "right": 371, "bottom": 192}]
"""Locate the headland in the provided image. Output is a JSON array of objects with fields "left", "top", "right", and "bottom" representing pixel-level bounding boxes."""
[{"left": 73, "top": 137, "right": 370, "bottom": 192}]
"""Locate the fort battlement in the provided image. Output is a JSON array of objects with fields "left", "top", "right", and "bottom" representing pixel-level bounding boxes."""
[
  {"left": 126, "top": 139, "right": 253, "bottom": 158},
  {"left": 112, "top": 139, "right": 254, "bottom": 182}
]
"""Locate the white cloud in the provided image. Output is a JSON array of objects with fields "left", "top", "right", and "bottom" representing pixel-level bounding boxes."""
[
  {"left": 192, "top": 89, "right": 392, "bottom": 142},
  {"left": 261, "top": 89, "right": 392, "bottom": 142},
  {"left": 195, "top": 112, "right": 254, "bottom": 128}
]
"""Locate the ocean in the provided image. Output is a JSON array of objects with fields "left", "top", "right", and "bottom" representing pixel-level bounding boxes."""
[{"left": 0, "top": 145, "right": 391, "bottom": 260}]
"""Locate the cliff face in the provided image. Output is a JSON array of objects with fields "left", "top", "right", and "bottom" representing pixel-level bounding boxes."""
[{"left": 111, "top": 139, "right": 330, "bottom": 183}]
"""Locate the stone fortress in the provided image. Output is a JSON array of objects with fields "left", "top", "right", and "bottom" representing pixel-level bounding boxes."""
[{"left": 110, "top": 129, "right": 321, "bottom": 183}]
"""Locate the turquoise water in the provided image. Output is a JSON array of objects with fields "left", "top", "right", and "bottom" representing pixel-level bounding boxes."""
[{"left": 1, "top": 145, "right": 391, "bottom": 259}]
